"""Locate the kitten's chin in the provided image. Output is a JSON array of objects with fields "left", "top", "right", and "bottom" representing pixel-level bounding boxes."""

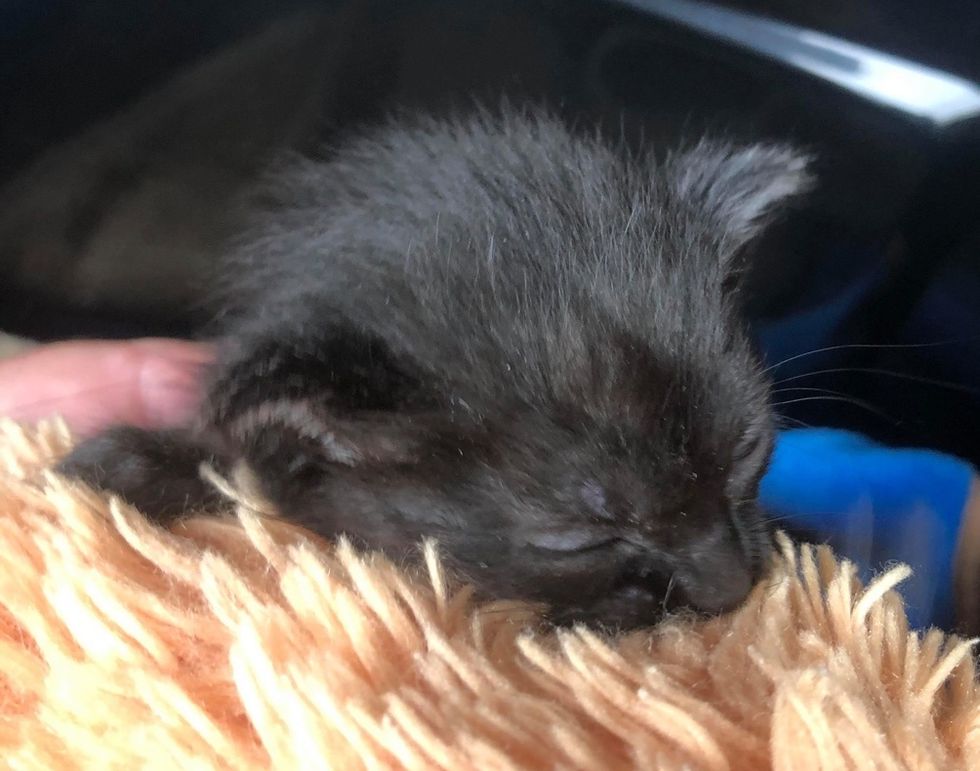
[
  {"left": 545, "top": 570, "right": 759, "bottom": 631},
  {"left": 545, "top": 587, "right": 673, "bottom": 632}
]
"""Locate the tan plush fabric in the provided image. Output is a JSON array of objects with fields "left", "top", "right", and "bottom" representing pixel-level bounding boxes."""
[{"left": 1, "top": 418, "right": 978, "bottom": 770}]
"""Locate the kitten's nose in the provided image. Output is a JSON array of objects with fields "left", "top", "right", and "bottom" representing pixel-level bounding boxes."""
[
  {"left": 674, "top": 525, "right": 756, "bottom": 615},
  {"left": 677, "top": 564, "right": 753, "bottom": 615}
]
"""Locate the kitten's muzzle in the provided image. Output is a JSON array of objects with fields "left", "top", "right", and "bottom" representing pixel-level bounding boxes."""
[{"left": 671, "top": 523, "right": 758, "bottom": 614}]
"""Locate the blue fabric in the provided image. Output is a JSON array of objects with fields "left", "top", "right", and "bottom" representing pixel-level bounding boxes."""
[{"left": 760, "top": 429, "right": 975, "bottom": 630}]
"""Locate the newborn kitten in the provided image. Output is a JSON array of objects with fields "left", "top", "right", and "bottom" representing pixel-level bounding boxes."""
[{"left": 58, "top": 106, "right": 811, "bottom": 629}]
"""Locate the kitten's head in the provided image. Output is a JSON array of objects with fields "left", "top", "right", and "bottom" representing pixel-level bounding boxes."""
[
  {"left": 414, "top": 139, "right": 809, "bottom": 627},
  {"left": 441, "top": 332, "right": 776, "bottom": 629},
  {"left": 273, "top": 320, "right": 777, "bottom": 630},
  {"left": 237, "top": 137, "right": 810, "bottom": 630}
]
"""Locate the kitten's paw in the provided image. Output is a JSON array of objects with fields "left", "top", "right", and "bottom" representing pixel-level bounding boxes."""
[{"left": 56, "top": 426, "right": 224, "bottom": 521}]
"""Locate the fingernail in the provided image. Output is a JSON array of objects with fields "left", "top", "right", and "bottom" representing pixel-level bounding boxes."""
[{"left": 137, "top": 355, "right": 208, "bottom": 428}]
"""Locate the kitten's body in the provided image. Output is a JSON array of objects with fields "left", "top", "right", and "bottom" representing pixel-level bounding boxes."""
[{"left": 60, "top": 107, "right": 810, "bottom": 629}]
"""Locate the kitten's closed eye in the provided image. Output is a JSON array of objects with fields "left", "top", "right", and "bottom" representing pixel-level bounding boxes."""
[{"left": 525, "top": 528, "right": 618, "bottom": 553}]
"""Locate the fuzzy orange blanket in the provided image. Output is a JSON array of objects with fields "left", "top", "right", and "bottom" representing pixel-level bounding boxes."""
[{"left": 1, "top": 419, "right": 978, "bottom": 770}]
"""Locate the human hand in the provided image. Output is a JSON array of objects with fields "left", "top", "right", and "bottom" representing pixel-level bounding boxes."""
[{"left": 0, "top": 338, "right": 212, "bottom": 438}]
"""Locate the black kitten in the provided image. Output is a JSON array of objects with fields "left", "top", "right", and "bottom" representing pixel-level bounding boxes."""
[{"left": 58, "top": 106, "right": 811, "bottom": 629}]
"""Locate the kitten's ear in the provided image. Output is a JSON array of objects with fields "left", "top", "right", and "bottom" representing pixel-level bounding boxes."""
[
  {"left": 667, "top": 141, "right": 813, "bottom": 258},
  {"left": 229, "top": 404, "right": 459, "bottom": 506},
  {"left": 227, "top": 400, "right": 437, "bottom": 470},
  {"left": 207, "top": 320, "right": 433, "bottom": 424}
]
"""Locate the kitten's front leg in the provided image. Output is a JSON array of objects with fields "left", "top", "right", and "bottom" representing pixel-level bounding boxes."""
[
  {"left": 54, "top": 414, "right": 338, "bottom": 525},
  {"left": 56, "top": 426, "right": 226, "bottom": 522},
  {"left": 208, "top": 320, "right": 437, "bottom": 500},
  {"left": 58, "top": 322, "right": 428, "bottom": 523},
  {"left": 51, "top": 330, "right": 339, "bottom": 521}
]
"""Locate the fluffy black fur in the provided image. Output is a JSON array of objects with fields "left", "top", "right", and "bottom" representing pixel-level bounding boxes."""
[{"left": 58, "top": 106, "right": 812, "bottom": 629}]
